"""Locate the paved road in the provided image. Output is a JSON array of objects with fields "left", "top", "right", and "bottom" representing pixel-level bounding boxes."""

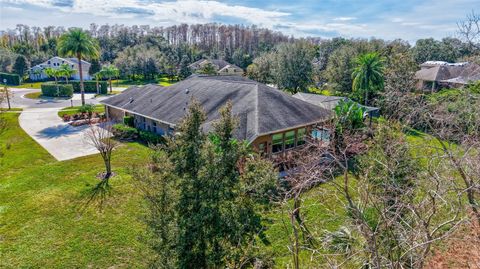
[{"left": 3, "top": 88, "right": 114, "bottom": 109}]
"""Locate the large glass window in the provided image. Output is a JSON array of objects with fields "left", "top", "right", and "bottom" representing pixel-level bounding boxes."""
[
  {"left": 284, "top": 130, "right": 295, "bottom": 150},
  {"left": 297, "top": 128, "right": 306, "bottom": 146},
  {"left": 272, "top": 133, "right": 283, "bottom": 153}
]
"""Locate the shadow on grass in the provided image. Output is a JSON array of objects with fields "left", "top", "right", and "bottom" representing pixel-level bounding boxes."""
[{"left": 78, "top": 174, "right": 115, "bottom": 212}]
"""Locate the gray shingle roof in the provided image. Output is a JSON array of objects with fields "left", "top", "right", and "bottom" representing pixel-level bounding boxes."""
[
  {"left": 441, "top": 63, "right": 480, "bottom": 85},
  {"left": 415, "top": 65, "right": 463, "bottom": 82},
  {"left": 101, "top": 75, "right": 331, "bottom": 142}
]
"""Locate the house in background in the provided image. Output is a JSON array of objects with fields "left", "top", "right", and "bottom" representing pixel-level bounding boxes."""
[
  {"left": 101, "top": 75, "right": 331, "bottom": 157},
  {"left": 189, "top": 59, "right": 244, "bottom": 76},
  {"left": 28, "top": 56, "right": 92, "bottom": 81},
  {"left": 415, "top": 61, "right": 480, "bottom": 91}
]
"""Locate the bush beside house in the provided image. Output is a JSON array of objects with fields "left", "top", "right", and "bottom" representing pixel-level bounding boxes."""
[
  {"left": 41, "top": 83, "right": 74, "bottom": 97},
  {"left": 112, "top": 122, "right": 165, "bottom": 144},
  {"left": 0, "top": 73, "right": 21, "bottom": 86},
  {"left": 58, "top": 81, "right": 108, "bottom": 94}
]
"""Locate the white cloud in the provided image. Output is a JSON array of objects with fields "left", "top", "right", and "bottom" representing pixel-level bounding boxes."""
[
  {"left": 333, "top": 17, "right": 356, "bottom": 21},
  {"left": 0, "top": 0, "right": 476, "bottom": 42},
  {"left": 2, "top": 0, "right": 290, "bottom": 26}
]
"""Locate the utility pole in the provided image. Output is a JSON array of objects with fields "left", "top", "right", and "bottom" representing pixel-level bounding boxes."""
[{"left": 3, "top": 79, "right": 11, "bottom": 110}]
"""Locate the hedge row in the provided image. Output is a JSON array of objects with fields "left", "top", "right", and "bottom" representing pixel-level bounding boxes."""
[
  {"left": 0, "top": 73, "right": 21, "bottom": 86},
  {"left": 58, "top": 81, "right": 108, "bottom": 94},
  {"left": 41, "top": 83, "right": 74, "bottom": 97},
  {"left": 112, "top": 123, "right": 165, "bottom": 145}
]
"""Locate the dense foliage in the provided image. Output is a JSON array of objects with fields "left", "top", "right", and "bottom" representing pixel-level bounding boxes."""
[
  {"left": 40, "top": 83, "right": 73, "bottom": 97},
  {"left": 133, "top": 101, "right": 277, "bottom": 268}
]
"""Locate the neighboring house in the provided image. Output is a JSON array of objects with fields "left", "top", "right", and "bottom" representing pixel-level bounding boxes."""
[
  {"left": 101, "top": 75, "right": 331, "bottom": 156},
  {"left": 189, "top": 59, "right": 244, "bottom": 76},
  {"left": 28, "top": 56, "right": 92, "bottom": 81},
  {"left": 292, "top": 92, "right": 380, "bottom": 118},
  {"left": 415, "top": 61, "right": 480, "bottom": 91}
]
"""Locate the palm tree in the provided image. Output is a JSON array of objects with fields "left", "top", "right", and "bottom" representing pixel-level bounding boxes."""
[
  {"left": 58, "top": 64, "right": 76, "bottom": 84},
  {"left": 58, "top": 28, "right": 99, "bottom": 105},
  {"left": 352, "top": 52, "right": 385, "bottom": 106},
  {"left": 94, "top": 71, "right": 103, "bottom": 95},
  {"left": 100, "top": 65, "right": 120, "bottom": 93},
  {"left": 44, "top": 67, "right": 62, "bottom": 95}
]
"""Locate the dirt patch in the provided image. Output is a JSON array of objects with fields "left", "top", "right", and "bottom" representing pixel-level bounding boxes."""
[{"left": 425, "top": 218, "right": 480, "bottom": 268}]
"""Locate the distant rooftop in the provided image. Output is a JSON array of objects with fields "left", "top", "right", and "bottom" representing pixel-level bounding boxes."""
[{"left": 421, "top": 61, "right": 469, "bottom": 67}]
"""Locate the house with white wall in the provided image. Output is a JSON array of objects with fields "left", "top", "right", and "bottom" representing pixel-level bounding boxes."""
[{"left": 28, "top": 56, "right": 92, "bottom": 81}]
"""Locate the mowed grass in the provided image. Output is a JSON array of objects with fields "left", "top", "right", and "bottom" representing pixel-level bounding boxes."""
[
  {"left": 261, "top": 178, "right": 350, "bottom": 268},
  {"left": 0, "top": 112, "right": 154, "bottom": 268},
  {"left": 9, "top": 82, "right": 43, "bottom": 89},
  {"left": 57, "top": 105, "right": 105, "bottom": 118},
  {"left": 23, "top": 91, "right": 43, "bottom": 99},
  {"left": 112, "top": 76, "right": 177, "bottom": 88}
]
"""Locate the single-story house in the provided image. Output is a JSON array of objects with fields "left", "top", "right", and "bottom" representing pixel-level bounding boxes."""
[
  {"left": 101, "top": 75, "right": 332, "bottom": 156},
  {"left": 415, "top": 61, "right": 480, "bottom": 91},
  {"left": 189, "top": 59, "right": 244, "bottom": 76},
  {"left": 28, "top": 56, "right": 92, "bottom": 81},
  {"left": 292, "top": 92, "right": 380, "bottom": 118}
]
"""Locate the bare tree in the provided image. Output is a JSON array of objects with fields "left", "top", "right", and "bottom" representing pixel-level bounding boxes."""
[
  {"left": 85, "top": 123, "right": 119, "bottom": 180},
  {"left": 457, "top": 11, "right": 480, "bottom": 52},
  {"left": 0, "top": 85, "right": 13, "bottom": 110},
  {"left": 277, "top": 120, "right": 465, "bottom": 268}
]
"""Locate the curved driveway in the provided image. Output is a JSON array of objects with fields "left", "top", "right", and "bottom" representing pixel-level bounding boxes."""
[{"left": 3, "top": 88, "right": 125, "bottom": 161}]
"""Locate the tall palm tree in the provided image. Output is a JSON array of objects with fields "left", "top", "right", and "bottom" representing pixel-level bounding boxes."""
[
  {"left": 58, "top": 28, "right": 99, "bottom": 105},
  {"left": 352, "top": 52, "right": 385, "bottom": 106},
  {"left": 58, "top": 64, "right": 76, "bottom": 84},
  {"left": 100, "top": 65, "right": 120, "bottom": 93}
]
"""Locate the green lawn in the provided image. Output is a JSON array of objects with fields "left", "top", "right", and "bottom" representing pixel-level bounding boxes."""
[
  {"left": 9, "top": 82, "right": 43, "bottom": 89},
  {"left": 0, "top": 111, "right": 464, "bottom": 268},
  {"left": 0, "top": 112, "right": 154, "bottom": 268},
  {"left": 23, "top": 91, "right": 43, "bottom": 99},
  {"left": 260, "top": 178, "right": 350, "bottom": 268},
  {"left": 112, "top": 76, "right": 177, "bottom": 88},
  {"left": 95, "top": 90, "right": 122, "bottom": 97},
  {"left": 57, "top": 105, "right": 105, "bottom": 118}
]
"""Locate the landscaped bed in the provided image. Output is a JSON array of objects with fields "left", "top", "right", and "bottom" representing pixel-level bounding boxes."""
[{"left": 56, "top": 105, "right": 106, "bottom": 126}]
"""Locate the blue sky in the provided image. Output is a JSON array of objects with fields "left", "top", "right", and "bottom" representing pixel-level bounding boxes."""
[{"left": 0, "top": 0, "right": 477, "bottom": 42}]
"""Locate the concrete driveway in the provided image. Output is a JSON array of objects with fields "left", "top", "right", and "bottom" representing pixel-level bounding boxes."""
[{"left": 19, "top": 107, "right": 101, "bottom": 161}]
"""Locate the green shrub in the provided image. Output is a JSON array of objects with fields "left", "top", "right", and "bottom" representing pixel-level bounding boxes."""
[
  {"left": 112, "top": 124, "right": 138, "bottom": 140},
  {"left": 41, "top": 83, "right": 74, "bottom": 97},
  {"left": 123, "top": 116, "right": 134, "bottom": 127},
  {"left": 0, "top": 72, "right": 21, "bottom": 85},
  {"left": 78, "top": 104, "right": 95, "bottom": 114},
  {"left": 59, "top": 81, "right": 107, "bottom": 94},
  {"left": 139, "top": 130, "right": 165, "bottom": 145}
]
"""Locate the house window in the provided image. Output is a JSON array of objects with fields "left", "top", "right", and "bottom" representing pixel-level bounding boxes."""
[
  {"left": 152, "top": 122, "right": 157, "bottom": 133},
  {"left": 48, "top": 61, "right": 51, "bottom": 64},
  {"left": 284, "top": 130, "right": 295, "bottom": 150},
  {"left": 297, "top": 128, "right": 306, "bottom": 146},
  {"left": 258, "top": 142, "right": 266, "bottom": 155},
  {"left": 272, "top": 133, "right": 283, "bottom": 153}
]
